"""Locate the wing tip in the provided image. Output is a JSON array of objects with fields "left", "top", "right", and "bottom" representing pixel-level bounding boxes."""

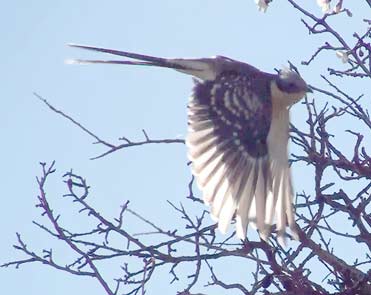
[
  {"left": 259, "top": 226, "right": 271, "bottom": 242},
  {"left": 235, "top": 217, "right": 247, "bottom": 240},
  {"left": 218, "top": 223, "right": 228, "bottom": 235}
]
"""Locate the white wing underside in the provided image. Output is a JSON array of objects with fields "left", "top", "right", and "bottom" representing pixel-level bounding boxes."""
[{"left": 187, "top": 104, "right": 298, "bottom": 245}]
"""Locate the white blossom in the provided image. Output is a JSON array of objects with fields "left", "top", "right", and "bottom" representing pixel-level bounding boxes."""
[
  {"left": 317, "top": 0, "right": 331, "bottom": 13},
  {"left": 336, "top": 51, "right": 349, "bottom": 63},
  {"left": 255, "top": 0, "right": 269, "bottom": 13}
]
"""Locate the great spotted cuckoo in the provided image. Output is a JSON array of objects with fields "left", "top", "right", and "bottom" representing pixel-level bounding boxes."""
[{"left": 68, "top": 44, "right": 311, "bottom": 245}]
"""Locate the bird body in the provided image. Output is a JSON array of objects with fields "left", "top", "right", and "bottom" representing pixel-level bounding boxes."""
[{"left": 68, "top": 44, "right": 310, "bottom": 244}]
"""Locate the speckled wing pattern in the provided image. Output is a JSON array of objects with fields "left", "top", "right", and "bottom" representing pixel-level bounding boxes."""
[
  {"left": 186, "top": 69, "right": 274, "bottom": 239},
  {"left": 66, "top": 44, "right": 298, "bottom": 243}
]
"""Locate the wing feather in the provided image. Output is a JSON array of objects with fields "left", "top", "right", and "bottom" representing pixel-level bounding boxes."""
[
  {"left": 188, "top": 72, "right": 272, "bottom": 240},
  {"left": 186, "top": 128, "right": 215, "bottom": 146},
  {"left": 208, "top": 149, "right": 241, "bottom": 216},
  {"left": 235, "top": 160, "right": 258, "bottom": 239},
  {"left": 251, "top": 158, "right": 268, "bottom": 238},
  {"left": 217, "top": 155, "right": 247, "bottom": 233},
  {"left": 188, "top": 69, "right": 296, "bottom": 243}
]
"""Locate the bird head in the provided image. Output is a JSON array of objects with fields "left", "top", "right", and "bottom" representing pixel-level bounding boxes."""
[{"left": 272, "top": 68, "right": 312, "bottom": 106}]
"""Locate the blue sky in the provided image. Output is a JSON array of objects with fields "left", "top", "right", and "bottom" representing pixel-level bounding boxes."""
[{"left": 1, "top": 1, "right": 370, "bottom": 294}]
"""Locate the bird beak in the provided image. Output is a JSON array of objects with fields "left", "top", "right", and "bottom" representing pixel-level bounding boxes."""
[{"left": 306, "top": 86, "right": 313, "bottom": 93}]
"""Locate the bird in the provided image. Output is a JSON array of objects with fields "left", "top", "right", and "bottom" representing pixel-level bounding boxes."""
[{"left": 67, "top": 44, "right": 311, "bottom": 245}]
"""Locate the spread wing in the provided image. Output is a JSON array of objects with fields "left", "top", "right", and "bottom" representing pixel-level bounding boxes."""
[
  {"left": 186, "top": 70, "right": 274, "bottom": 239},
  {"left": 67, "top": 44, "right": 298, "bottom": 243}
]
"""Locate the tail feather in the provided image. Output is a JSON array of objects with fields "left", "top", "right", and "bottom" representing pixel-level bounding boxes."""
[
  {"left": 65, "top": 59, "right": 156, "bottom": 66},
  {"left": 67, "top": 43, "right": 216, "bottom": 80},
  {"left": 68, "top": 43, "right": 178, "bottom": 68}
]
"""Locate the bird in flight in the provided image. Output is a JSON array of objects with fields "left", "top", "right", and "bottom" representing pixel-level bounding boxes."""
[{"left": 68, "top": 44, "right": 311, "bottom": 245}]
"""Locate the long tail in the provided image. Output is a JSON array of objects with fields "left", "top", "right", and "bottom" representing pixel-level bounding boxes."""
[{"left": 66, "top": 44, "right": 216, "bottom": 80}]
